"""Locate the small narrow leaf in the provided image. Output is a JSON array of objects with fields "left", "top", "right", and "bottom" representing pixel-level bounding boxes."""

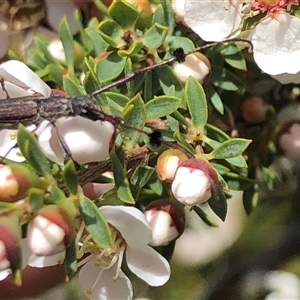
[
  {"left": 17, "top": 125, "right": 51, "bottom": 177},
  {"left": 193, "top": 206, "right": 219, "bottom": 227},
  {"left": 108, "top": 0, "right": 139, "bottom": 29},
  {"left": 63, "top": 160, "right": 79, "bottom": 195},
  {"left": 131, "top": 166, "right": 155, "bottom": 188},
  {"left": 143, "top": 23, "right": 168, "bottom": 49},
  {"left": 211, "top": 139, "right": 252, "bottom": 159},
  {"left": 145, "top": 96, "right": 181, "bottom": 119},
  {"left": 59, "top": 18, "right": 74, "bottom": 73},
  {"left": 65, "top": 240, "right": 77, "bottom": 281},
  {"left": 208, "top": 186, "right": 228, "bottom": 221},
  {"left": 110, "top": 149, "right": 135, "bottom": 204},
  {"left": 185, "top": 76, "right": 207, "bottom": 129},
  {"left": 121, "top": 94, "right": 147, "bottom": 151},
  {"left": 79, "top": 196, "right": 113, "bottom": 248}
]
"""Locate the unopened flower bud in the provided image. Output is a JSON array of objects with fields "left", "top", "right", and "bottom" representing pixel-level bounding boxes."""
[
  {"left": 278, "top": 122, "right": 300, "bottom": 158},
  {"left": 145, "top": 199, "right": 185, "bottom": 246},
  {"left": 28, "top": 204, "right": 76, "bottom": 256},
  {"left": 0, "top": 164, "right": 39, "bottom": 202},
  {"left": 171, "top": 158, "right": 219, "bottom": 206},
  {"left": 173, "top": 53, "right": 211, "bottom": 84},
  {"left": 241, "top": 96, "right": 268, "bottom": 124},
  {"left": 157, "top": 149, "right": 188, "bottom": 182},
  {"left": 0, "top": 216, "right": 22, "bottom": 273}
]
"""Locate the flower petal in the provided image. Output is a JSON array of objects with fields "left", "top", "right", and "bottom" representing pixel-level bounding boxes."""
[
  {"left": 0, "top": 61, "right": 51, "bottom": 96},
  {"left": 252, "top": 12, "right": 300, "bottom": 75},
  {"left": 79, "top": 257, "right": 133, "bottom": 300},
  {"left": 100, "top": 206, "right": 152, "bottom": 246},
  {"left": 184, "top": 0, "right": 242, "bottom": 41},
  {"left": 271, "top": 72, "right": 300, "bottom": 84},
  {"left": 55, "top": 117, "right": 115, "bottom": 164},
  {"left": 38, "top": 122, "right": 65, "bottom": 165},
  {"left": 126, "top": 244, "right": 170, "bottom": 286},
  {"left": 27, "top": 251, "right": 65, "bottom": 268}
]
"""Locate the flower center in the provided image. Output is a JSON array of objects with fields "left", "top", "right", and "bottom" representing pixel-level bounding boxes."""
[
  {"left": 76, "top": 222, "right": 126, "bottom": 295},
  {"left": 251, "top": 0, "right": 297, "bottom": 12}
]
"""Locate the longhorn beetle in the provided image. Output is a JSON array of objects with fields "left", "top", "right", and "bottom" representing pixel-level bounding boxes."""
[{"left": 0, "top": 38, "right": 252, "bottom": 160}]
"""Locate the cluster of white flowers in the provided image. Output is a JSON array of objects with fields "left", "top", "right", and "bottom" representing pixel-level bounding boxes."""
[{"left": 177, "top": 0, "right": 300, "bottom": 83}]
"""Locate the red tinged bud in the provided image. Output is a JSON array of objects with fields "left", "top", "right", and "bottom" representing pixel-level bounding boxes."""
[
  {"left": 27, "top": 204, "right": 76, "bottom": 256},
  {"left": 0, "top": 216, "right": 22, "bottom": 281},
  {"left": 171, "top": 158, "right": 219, "bottom": 206},
  {"left": 0, "top": 164, "right": 39, "bottom": 203},
  {"left": 156, "top": 149, "right": 188, "bottom": 182},
  {"left": 145, "top": 199, "right": 185, "bottom": 246}
]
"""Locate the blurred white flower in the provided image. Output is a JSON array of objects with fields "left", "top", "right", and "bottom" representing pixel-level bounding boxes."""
[
  {"left": 78, "top": 206, "right": 170, "bottom": 300},
  {"left": 184, "top": 0, "right": 300, "bottom": 82},
  {"left": 278, "top": 123, "right": 300, "bottom": 158}
]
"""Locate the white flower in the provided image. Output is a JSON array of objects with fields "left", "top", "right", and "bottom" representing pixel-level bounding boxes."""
[
  {"left": 184, "top": 0, "right": 300, "bottom": 81},
  {"left": 38, "top": 116, "right": 115, "bottom": 165},
  {"left": 252, "top": 11, "right": 300, "bottom": 76},
  {"left": 78, "top": 206, "right": 171, "bottom": 300},
  {"left": 184, "top": 0, "right": 243, "bottom": 42}
]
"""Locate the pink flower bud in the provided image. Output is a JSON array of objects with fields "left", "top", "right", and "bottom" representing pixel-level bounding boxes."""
[
  {"left": 156, "top": 149, "right": 188, "bottom": 182},
  {"left": 171, "top": 158, "right": 219, "bottom": 206},
  {"left": 0, "top": 164, "right": 39, "bottom": 202},
  {"left": 0, "top": 216, "right": 22, "bottom": 273},
  {"left": 27, "top": 205, "right": 76, "bottom": 256},
  {"left": 145, "top": 199, "right": 185, "bottom": 246},
  {"left": 278, "top": 122, "right": 300, "bottom": 158},
  {"left": 173, "top": 53, "right": 211, "bottom": 84}
]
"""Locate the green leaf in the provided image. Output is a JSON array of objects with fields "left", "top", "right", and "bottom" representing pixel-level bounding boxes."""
[
  {"left": 108, "top": 0, "right": 139, "bottom": 29},
  {"left": 208, "top": 186, "right": 228, "bottom": 221},
  {"left": 211, "top": 138, "right": 252, "bottom": 159},
  {"left": 34, "top": 37, "right": 57, "bottom": 64},
  {"left": 211, "top": 66, "right": 244, "bottom": 91},
  {"left": 225, "top": 173, "right": 254, "bottom": 190},
  {"left": 96, "top": 52, "right": 126, "bottom": 82},
  {"left": 97, "top": 20, "right": 125, "bottom": 48},
  {"left": 59, "top": 17, "right": 74, "bottom": 73},
  {"left": 63, "top": 76, "right": 84, "bottom": 96},
  {"left": 118, "top": 40, "right": 144, "bottom": 57},
  {"left": 110, "top": 148, "right": 135, "bottom": 204},
  {"left": 145, "top": 96, "right": 181, "bottom": 119},
  {"left": 28, "top": 188, "right": 45, "bottom": 212},
  {"left": 79, "top": 196, "right": 113, "bottom": 248},
  {"left": 185, "top": 76, "right": 207, "bottom": 130},
  {"left": 155, "top": 65, "right": 184, "bottom": 98},
  {"left": 121, "top": 94, "right": 147, "bottom": 150},
  {"left": 193, "top": 206, "right": 219, "bottom": 227},
  {"left": 152, "top": 4, "right": 164, "bottom": 25},
  {"left": 226, "top": 156, "right": 248, "bottom": 168},
  {"left": 65, "top": 239, "right": 77, "bottom": 281},
  {"left": 243, "top": 185, "right": 258, "bottom": 214},
  {"left": 220, "top": 43, "right": 247, "bottom": 71},
  {"left": 173, "top": 131, "right": 196, "bottom": 155},
  {"left": 63, "top": 160, "right": 79, "bottom": 195},
  {"left": 148, "top": 174, "right": 164, "bottom": 195},
  {"left": 143, "top": 23, "right": 168, "bottom": 49},
  {"left": 165, "top": 36, "right": 195, "bottom": 53},
  {"left": 131, "top": 166, "right": 155, "bottom": 188},
  {"left": 17, "top": 125, "right": 51, "bottom": 177},
  {"left": 45, "top": 64, "right": 64, "bottom": 87},
  {"left": 206, "top": 84, "right": 224, "bottom": 115},
  {"left": 160, "top": 0, "right": 175, "bottom": 34}
]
